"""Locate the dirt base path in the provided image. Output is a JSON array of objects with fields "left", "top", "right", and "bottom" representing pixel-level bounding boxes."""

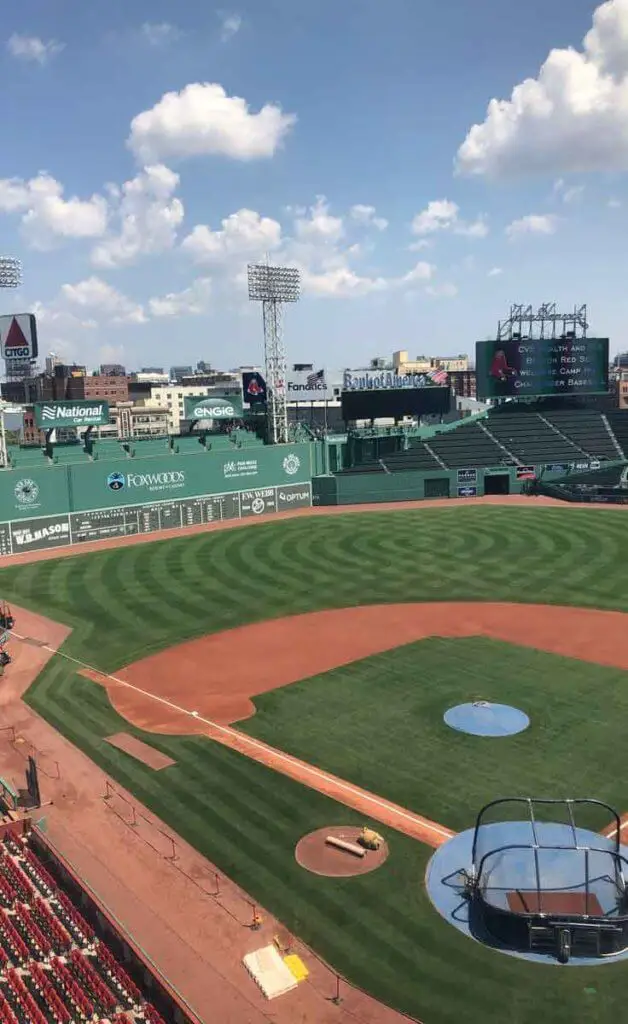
[
  {"left": 84, "top": 602, "right": 628, "bottom": 729},
  {"left": 72, "top": 600, "right": 628, "bottom": 850},
  {"left": 0, "top": 606, "right": 413, "bottom": 1024}
]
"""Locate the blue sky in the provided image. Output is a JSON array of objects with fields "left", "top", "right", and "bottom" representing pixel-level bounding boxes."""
[{"left": 1, "top": 0, "right": 627, "bottom": 372}]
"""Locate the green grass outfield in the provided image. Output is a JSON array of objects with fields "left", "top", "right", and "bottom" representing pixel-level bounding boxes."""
[
  {"left": 1, "top": 505, "right": 628, "bottom": 1023},
  {"left": 241, "top": 636, "right": 628, "bottom": 834}
]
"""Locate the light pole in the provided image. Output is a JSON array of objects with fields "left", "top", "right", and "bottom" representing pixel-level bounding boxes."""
[
  {"left": 247, "top": 262, "right": 300, "bottom": 445},
  {"left": 0, "top": 256, "right": 23, "bottom": 468}
]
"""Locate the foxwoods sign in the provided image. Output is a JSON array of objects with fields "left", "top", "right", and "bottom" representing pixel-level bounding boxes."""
[
  {"left": 343, "top": 370, "right": 431, "bottom": 390},
  {"left": 107, "top": 469, "right": 186, "bottom": 495},
  {"left": 34, "top": 400, "right": 110, "bottom": 428}
]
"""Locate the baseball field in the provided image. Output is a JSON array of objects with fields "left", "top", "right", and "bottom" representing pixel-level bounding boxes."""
[{"left": 2, "top": 501, "right": 628, "bottom": 1023}]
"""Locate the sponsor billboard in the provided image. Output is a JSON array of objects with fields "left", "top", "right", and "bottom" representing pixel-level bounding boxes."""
[
  {"left": 475, "top": 337, "right": 609, "bottom": 399},
  {"left": 242, "top": 371, "right": 267, "bottom": 405},
  {"left": 10, "top": 515, "right": 71, "bottom": 552},
  {"left": 183, "top": 395, "right": 243, "bottom": 420},
  {"left": 0, "top": 314, "right": 38, "bottom": 361},
  {"left": 287, "top": 368, "right": 335, "bottom": 402},
  {"left": 68, "top": 445, "right": 310, "bottom": 511},
  {"left": 343, "top": 369, "right": 438, "bottom": 390},
  {"left": 34, "top": 400, "right": 110, "bottom": 429}
]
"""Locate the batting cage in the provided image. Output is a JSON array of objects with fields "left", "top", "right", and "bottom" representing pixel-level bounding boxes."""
[{"left": 464, "top": 798, "right": 628, "bottom": 962}]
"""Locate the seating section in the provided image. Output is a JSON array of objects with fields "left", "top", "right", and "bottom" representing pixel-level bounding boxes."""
[
  {"left": 540, "top": 409, "right": 621, "bottom": 460},
  {"left": 484, "top": 412, "right": 584, "bottom": 464},
  {"left": 605, "top": 411, "right": 628, "bottom": 459},
  {"left": 426, "top": 424, "right": 510, "bottom": 469},
  {"left": 0, "top": 834, "right": 167, "bottom": 1024},
  {"left": 384, "top": 440, "right": 443, "bottom": 472}
]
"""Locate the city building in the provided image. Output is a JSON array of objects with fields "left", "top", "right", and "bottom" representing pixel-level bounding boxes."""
[
  {"left": 619, "top": 373, "right": 628, "bottom": 410},
  {"left": 100, "top": 363, "right": 127, "bottom": 377},
  {"left": 392, "top": 350, "right": 470, "bottom": 374},
  {"left": 145, "top": 385, "right": 213, "bottom": 434},
  {"left": 447, "top": 370, "right": 477, "bottom": 398},
  {"left": 94, "top": 402, "right": 169, "bottom": 439},
  {"left": 132, "top": 370, "right": 169, "bottom": 385},
  {"left": 169, "top": 365, "right": 193, "bottom": 382},
  {"left": 65, "top": 374, "right": 129, "bottom": 404}
]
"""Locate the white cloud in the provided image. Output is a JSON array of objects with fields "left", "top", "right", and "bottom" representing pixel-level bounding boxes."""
[
  {"left": 554, "top": 178, "right": 585, "bottom": 203},
  {"left": 294, "top": 196, "right": 344, "bottom": 243},
  {"left": 457, "top": 217, "right": 489, "bottom": 237},
  {"left": 488, "top": 266, "right": 503, "bottom": 276},
  {"left": 180, "top": 195, "right": 438, "bottom": 301},
  {"left": 182, "top": 208, "right": 282, "bottom": 264},
  {"left": 506, "top": 213, "right": 558, "bottom": 238},
  {"left": 297, "top": 267, "right": 387, "bottom": 298},
  {"left": 457, "top": 0, "right": 628, "bottom": 177},
  {"left": 0, "top": 173, "right": 107, "bottom": 249},
  {"left": 149, "top": 277, "right": 212, "bottom": 317},
  {"left": 411, "top": 199, "right": 459, "bottom": 235},
  {"left": 127, "top": 82, "right": 296, "bottom": 164},
  {"left": 220, "top": 13, "right": 242, "bottom": 42},
  {"left": 608, "top": 197, "right": 622, "bottom": 207},
  {"left": 411, "top": 198, "right": 488, "bottom": 238},
  {"left": 7, "top": 34, "right": 64, "bottom": 64},
  {"left": 426, "top": 282, "right": 458, "bottom": 298},
  {"left": 91, "top": 164, "right": 184, "bottom": 268},
  {"left": 140, "top": 23, "right": 181, "bottom": 46},
  {"left": 399, "top": 261, "right": 435, "bottom": 285},
  {"left": 349, "top": 204, "right": 388, "bottom": 230},
  {"left": 60, "top": 277, "right": 146, "bottom": 324}
]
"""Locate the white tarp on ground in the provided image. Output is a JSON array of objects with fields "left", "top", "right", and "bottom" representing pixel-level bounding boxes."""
[{"left": 243, "top": 944, "right": 299, "bottom": 1000}]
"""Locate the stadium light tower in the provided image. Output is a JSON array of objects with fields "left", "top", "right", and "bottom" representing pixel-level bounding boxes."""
[
  {"left": 247, "top": 262, "right": 300, "bottom": 445},
  {"left": 0, "top": 256, "right": 22, "bottom": 469},
  {"left": 0, "top": 256, "right": 22, "bottom": 290}
]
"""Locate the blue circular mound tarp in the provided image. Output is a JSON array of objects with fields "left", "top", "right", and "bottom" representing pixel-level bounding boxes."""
[{"left": 444, "top": 702, "right": 529, "bottom": 737}]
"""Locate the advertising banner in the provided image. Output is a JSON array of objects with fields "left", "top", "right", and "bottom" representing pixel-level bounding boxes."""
[
  {"left": 69, "top": 444, "right": 311, "bottom": 511},
  {"left": 343, "top": 369, "right": 434, "bottom": 390},
  {"left": 457, "top": 468, "right": 478, "bottom": 484},
  {"left": 183, "top": 395, "right": 243, "bottom": 420},
  {"left": 516, "top": 466, "right": 536, "bottom": 480},
  {"left": 10, "top": 515, "right": 71, "bottom": 552},
  {"left": 0, "top": 314, "right": 38, "bottom": 361},
  {"left": 287, "top": 368, "right": 335, "bottom": 402},
  {"left": 0, "top": 468, "right": 71, "bottom": 522},
  {"left": 34, "top": 400, "right": 110, "bottom": 429},
  {"left": 457, "top": 486, "right": 477, "bottom": 498},
  {"left": 242, "top": 372, "right": 267, "bottom": 405}
]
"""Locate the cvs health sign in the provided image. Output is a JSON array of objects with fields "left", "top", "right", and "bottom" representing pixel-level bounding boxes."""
[{"left": 0, "top": 314, "right": 38, "bottom": 361}]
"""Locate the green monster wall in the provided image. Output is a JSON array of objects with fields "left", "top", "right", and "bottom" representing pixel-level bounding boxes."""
[{"left": 0, "top": 444, "right": 313, "bottom": 556}]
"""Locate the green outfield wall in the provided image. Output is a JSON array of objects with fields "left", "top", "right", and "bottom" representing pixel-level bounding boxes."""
[
  {"left": 312, "top": 457, "right": 616, "bottom": 505},
  {"left": 0, "top": 443, "right": 313, "bottom": 555}
]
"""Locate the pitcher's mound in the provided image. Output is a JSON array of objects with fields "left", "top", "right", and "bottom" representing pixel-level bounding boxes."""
[{"left": 295, "top": 826, "right": 389, "bottom": 878}]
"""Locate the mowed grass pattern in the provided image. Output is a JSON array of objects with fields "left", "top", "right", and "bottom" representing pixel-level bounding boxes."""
[
  {"left": 1, "top": 506, "right": 628, "bottom": 1022},
  {"left": 242, "top": 637, "right": 628, "bottom": 833}
]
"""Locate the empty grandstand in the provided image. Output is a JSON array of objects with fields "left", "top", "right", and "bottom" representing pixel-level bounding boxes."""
[
  {"left": 337, "top": 405, "right": 628, "bottom": 476},
  {"left": 0, "top": 826, "right": 197, "bottom": 1024}
]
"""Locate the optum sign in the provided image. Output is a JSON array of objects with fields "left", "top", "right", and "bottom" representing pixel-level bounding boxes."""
[
  {"left": 184, "top": 395, "right": 243, "bottom": 420},
  {"left": 34, "top": 400, "right": 110, "bottom": 428}
]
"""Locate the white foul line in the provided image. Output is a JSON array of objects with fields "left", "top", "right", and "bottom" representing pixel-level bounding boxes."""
[{"left": 11, "top": 631, "right": 453, "bottom": 843}]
